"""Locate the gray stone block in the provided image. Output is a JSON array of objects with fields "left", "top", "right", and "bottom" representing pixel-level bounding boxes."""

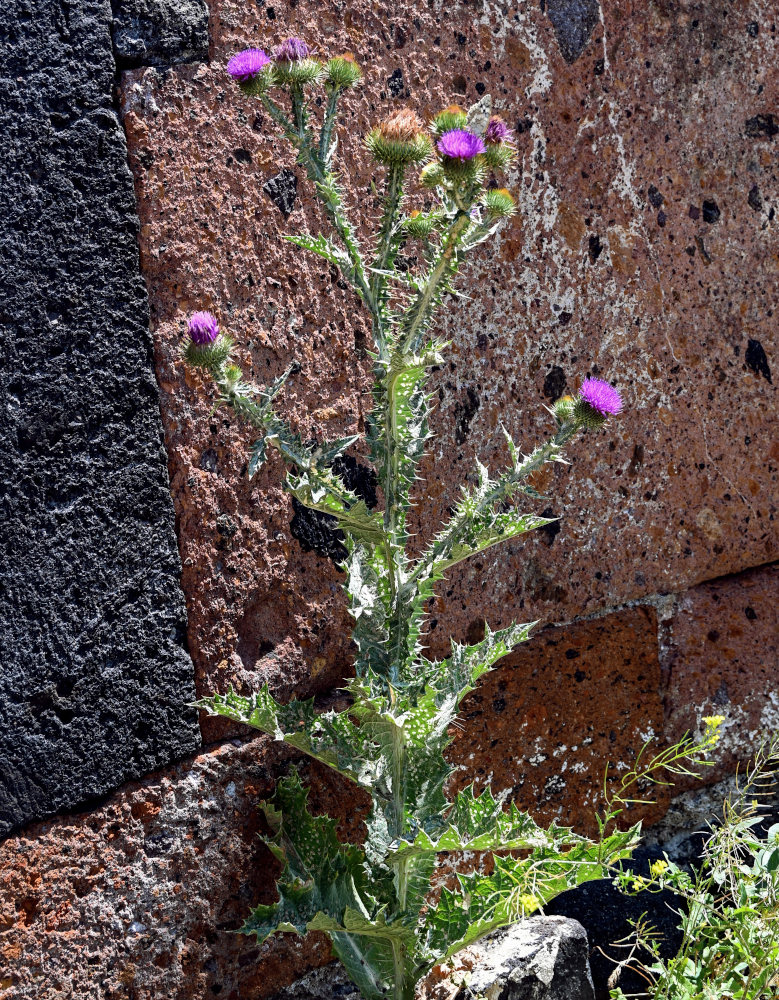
[
  {"left": 0, "top": 0, "right": 200, "bottom": 838},
  {"left": 457, "top": 917, "right": 596, "bottom": 1000},
  {"left": 267, "top": 918, "right": 595, "bottom": 1000},
  {"left": 112, "top": 0, "right": 209, "bottom": 68}
]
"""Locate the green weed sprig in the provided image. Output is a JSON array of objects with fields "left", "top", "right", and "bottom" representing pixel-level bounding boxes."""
[{"left": 611, "top": 730, "right": 779, "bottom": 1000}]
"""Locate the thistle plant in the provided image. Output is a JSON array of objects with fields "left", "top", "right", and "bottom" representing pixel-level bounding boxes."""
[{"left": 182, "top": 39, "right": 699, "bottom": 1000}]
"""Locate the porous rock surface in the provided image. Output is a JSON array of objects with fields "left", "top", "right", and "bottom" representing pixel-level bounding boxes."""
[
  {"left": 0, "top": 0, "right": 198, "bottom": 837},
  {"left": 118, "top": 0, "right": 777, "bottom": 747},
  {"left": 447, "top": 606, "right": 669, "bottom": 834},
  {"left": 662, "top": 562, "right": 779, "bottom": 789},
  {"left": 112, "top": 0, "right": 210, "bottom": 69},
  {"left": 0, "top": 739, "right": 355, "bottom": 1000},
  {"left": 546, "top": 846, "right": 682, "bottom": 999}
]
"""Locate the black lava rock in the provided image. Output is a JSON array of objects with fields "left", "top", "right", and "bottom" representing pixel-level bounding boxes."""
[
  {"left": 544, "top": 0, "right": 601, "bottom": 64},
  {"left": 289, "top": 456, "right": 378, "bottom": 563},
  {"left": 745, "top": 113, "right": 779, "bottom": 139},
  {"left": 0, "top": 0, "right": 199, "bottom": 837},
  {"left": 748, "top": 184, "right": 763, "bottom": 212},
  {"left": 263, "top": 168, "right": 298, "bottom": 217},
  {"left": 112, "top": 0, "right": 209, "bottom": 69},
  {"left": 543, "top": 365, "right": 567, "bottom": 401},
  {"left": 702, "top": 199, "right": 721, "bottom": 224},
  {"left": 546, "top": 846, "right": 685, "bottom": 999},
  {"left": 387, "top": 68, "right": 405, "bottom": 97},
  {"left": 745, "top": 338, "right": 772, "bottom": 383}
]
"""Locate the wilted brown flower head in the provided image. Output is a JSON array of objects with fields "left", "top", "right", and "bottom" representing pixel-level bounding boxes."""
[{"left": 376, "top": 109, "right": 425, "bottom": 143}]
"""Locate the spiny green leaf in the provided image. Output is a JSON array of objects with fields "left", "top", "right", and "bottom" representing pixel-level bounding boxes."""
[
  {"left": 423, "top": 821, "right": 641, "bottom": 961},
  {"left": 328, "top": 929, "right": 401, "bottom": 1000},
  {"left": 389, "top": 785, "right": 554, "bottom": 860},
  {"left": 326, "top": 907, "right": 420, "bottom": 999},
  {"left": 196, "top": 686, "right": 381, "bottom": 788},
  {"left": 248, "top": 774, "right": 409, "bottom": 1000},
  {"left": 242, "top": 772, "right": 371, "bottom": 930},
  {"left": 248, "top": 436, "right": 268, "bottom": 478},
  {"left": 367, "top": 341, "right": 445, "bottom": 531},
  {"left": 417, "top": 620, "right": 537, "bottom": 709},
  {"left": 288, "top": 473, "right": 386, "bottom": 544},
  {"left": 344, "top": 543, "right": 392, "bottom": 678},
  {"left": 431, "top": 512, "right": 557, "bottom": 575},
  {"left": 412, "top": 427, "right": 579, "bottom": 585},
  {"left": 285, "top": 231, "right": 352, "bottom": 271}
]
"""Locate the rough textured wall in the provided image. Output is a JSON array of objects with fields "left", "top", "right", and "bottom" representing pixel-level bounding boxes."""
[
  {"left": 2, "top": 0, "right": 778, "bottom": 997},
  {"left": 0, "top": 0, "right": 199, "bottom": 838},
  {"left": 119, "top": 0, "right": 777, "bottom": 742}
]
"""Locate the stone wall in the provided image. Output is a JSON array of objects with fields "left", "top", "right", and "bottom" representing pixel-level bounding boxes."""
[
  {"left": 1, "top": 0, "right": 777, "bottom": 998},
  {"left": 0, "top": 0, "right": 200, "bottom": 839}
]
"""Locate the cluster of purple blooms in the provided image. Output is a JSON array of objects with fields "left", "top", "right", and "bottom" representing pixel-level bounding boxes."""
[
  {"left": 226, "top": 38, "right": 310, "bottom": 81},
  {"left": 436, "top": 117, "right": 512, "bottom": 162},
  {"left": 204, "top": 45, "right": 625, "bottom": 424}
]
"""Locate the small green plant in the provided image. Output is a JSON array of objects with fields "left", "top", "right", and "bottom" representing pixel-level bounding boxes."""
[
  {"left": 182, "top": 37, "right": 714, "bottom": 1000},
  {"left": 610, "top": 731, "right": 779, "bottom": 1000}
]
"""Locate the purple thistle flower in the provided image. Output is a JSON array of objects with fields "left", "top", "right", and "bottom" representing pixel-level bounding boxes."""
[
  {"left": 437, "top": 129, "right": 485, "bottom": 161},
  {"left": 484, "top": 116, "right": 512, "bottom": 144},
  {"left": 188, "top": 311, "right": 220, "bottom": 345},
  {"left": 226, "top": 48, "right": 271, "bottom": 81},
  {"left": 273, "top": 37, "right": 310, "bottom": 62},
  {"left": 578, "top": 378, "right": 623, "bottom": 416}
]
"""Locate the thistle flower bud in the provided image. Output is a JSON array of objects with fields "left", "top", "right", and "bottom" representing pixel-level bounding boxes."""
[
  {"left": 481, "top": 116, "right": 516, "bottom": 170},
  {"left": 484, "top": 187, "right": 516, "bottom": 220},
  {"left": 403, "top": 209, "right": 441, "bottom": 238},
  {"left": 482, "top": 142, "right": 516, "bottom": 171},
  {"left": 325, "top": 54, "right": 362, "bottom": 90},
  {"left": 419, "top": 161, "right": 446, "bottom": 188},
  {"left": 572, "top": 378, "right": 623, "bottom": 428},
  {"left": 273, "top": 37, "right": 310, "bottom": 61},
  {"left": 551, "top": 394, "right": 576, "bottom": 425},
  {"left": 183, "top": 312, "right": 233, "bottom": 369},
  {"left": 431, "top": 105, "right": 468, "bottom": 137},
  {"left": 226, "top": 49, "right": 273, "bottom": 96},
  {"left": 365, "top": 109, "right": 432, "bottom": 166},
  {"left": 484, "top": 116, "right": 512, "bottom": 144},
  {"left": 272, "top": 38, "right": 322, "bottom": 85}
]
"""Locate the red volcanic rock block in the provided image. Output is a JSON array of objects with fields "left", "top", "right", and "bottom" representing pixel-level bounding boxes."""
[
  {"left": 448, "top": 606, "right": 667, "bottom": 836},
  {"left": 118, "top": 0, "right": 778, "bottom": 746},
  {"left": 662, "top": 563, "right": 779, "bottom": 790},
  {"left": 0, "top": 742, "right": 364, "bottom": 1000}
]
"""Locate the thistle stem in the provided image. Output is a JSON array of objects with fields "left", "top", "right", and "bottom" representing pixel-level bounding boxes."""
[
  {"left": 368, "top": 162, "right": 405, "bottom": 361},
  {"left": 401, "top": 212, "right": 470, "bottom": 354},
  {"left": 261, "top": 95, "right": 376, "bottom": 312},
  {"left": 290, "top": 83, "right": 305, "bottom": 135},
  {"left": 370, "top": 164, "right": 406, "bottom": 307},
  {"left": 318, "top": 87, "right": 340, "bottom": 162}
]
